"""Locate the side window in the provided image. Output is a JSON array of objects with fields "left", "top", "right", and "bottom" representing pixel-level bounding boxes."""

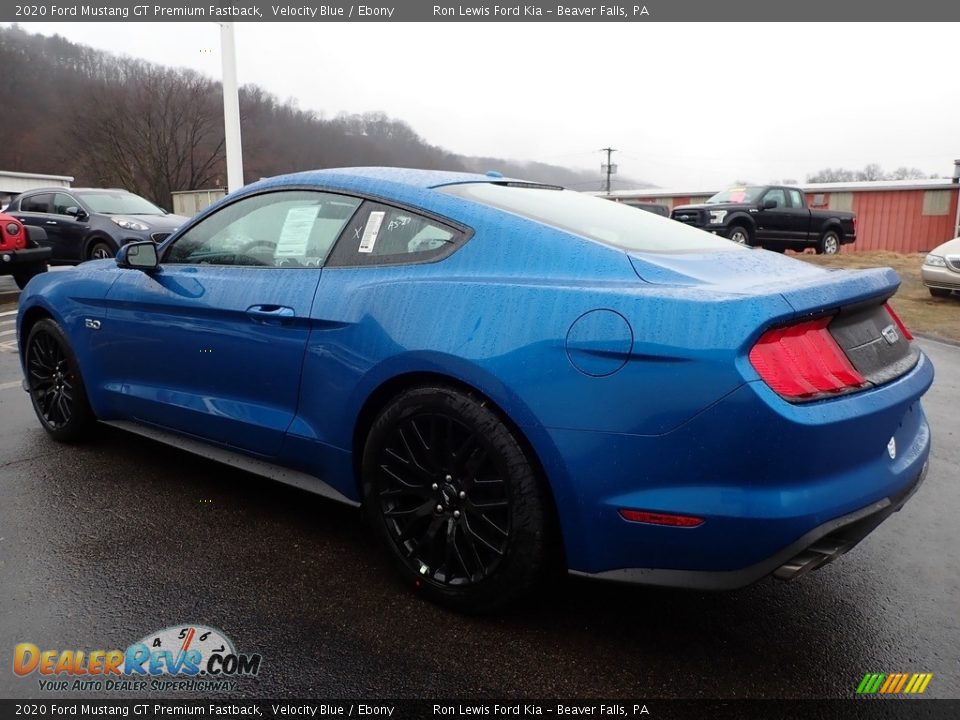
[
  {"left": 165, "top": 190, "right": 361, "bottom": 267},
  {"left": 787, "top": 189, "right": 805, "bottom": 209},
  {"left": 21, "top": 193, "right": 53, "bottom": 214},
  {"left": 762, "top": 189, "right": 786, "bottom": 209},
  {"left": 53, "top": 193, "right": 79, "bottom": 215},
  {"left": 327, "top": 202, "right": 462, "bottom": 267}
]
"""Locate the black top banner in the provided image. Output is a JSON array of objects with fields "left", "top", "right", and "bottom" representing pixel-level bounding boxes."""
[{"left": 2, "top": 0, "right": 960, "bottom": 22}]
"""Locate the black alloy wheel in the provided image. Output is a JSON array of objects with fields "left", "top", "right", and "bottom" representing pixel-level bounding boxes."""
[
  {"left": 362, "top": 386, "right": 550, "bottom": 611},
  {"left": 25, "top": 319, "right": 95, "bottom": 442}
]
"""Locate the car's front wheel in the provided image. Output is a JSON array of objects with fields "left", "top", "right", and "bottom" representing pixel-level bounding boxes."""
[
  {"left": 24, "top": 319, "right": 96, "bottom": 442},
  {"left": 88, "top": 241, "right": 115, "bottom": 261},
  {"left": 929, "top": 287, "right": 952, "bottom": 298},
  {"left": 727, "top": 224, "right": 753, "bottom": 246},
  {"left": 361, "top": 385, "right": 551, "bottom": 612}
]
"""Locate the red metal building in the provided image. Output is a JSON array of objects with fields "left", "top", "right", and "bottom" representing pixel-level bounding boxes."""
[{"left": 602, "top": 179, "right": 960, "bottom": 253}]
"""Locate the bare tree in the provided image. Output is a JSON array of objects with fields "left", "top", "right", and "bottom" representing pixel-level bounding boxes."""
[
  {"left": 74, "top": 60, "right": 225, "bottom": 207},
  {"left": 889, "top": 167, "right": 929, "bottom": 180},
  {"left": 808, "top": 168, "right": 858, "bottom": 183},
  {"left": 1, "top": 25, "right": 643, "bottom": 200},
  {"left": 808, "top": 164, "right": 934, "bottom": 183}
]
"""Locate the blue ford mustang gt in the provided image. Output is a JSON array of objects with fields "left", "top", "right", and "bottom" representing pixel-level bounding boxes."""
[{"left": 17, "top": 168, "right": 933, "bottom": 610}]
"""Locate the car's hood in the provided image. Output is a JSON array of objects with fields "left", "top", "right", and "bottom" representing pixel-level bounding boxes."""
[
  {"left": 629, "top": 248, "right": 900, "bottom": 315},
  {"left": 672, "top": 203, "right": 740, "bottom": 213},
  {"left": 119, "top": 214, "right": 188, "bottom": 231},
  {"left": 931, "top": 236, "right": 960, "bottom": 256}
]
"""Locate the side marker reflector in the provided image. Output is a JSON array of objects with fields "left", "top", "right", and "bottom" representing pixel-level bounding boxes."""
[{"left": 618, "top": 509, "right": 704, "bottom": 527}]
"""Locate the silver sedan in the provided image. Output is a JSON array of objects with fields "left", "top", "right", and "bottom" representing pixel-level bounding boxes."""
[{"left": 922, "top": 236, "right": 960, "bottom": 297}]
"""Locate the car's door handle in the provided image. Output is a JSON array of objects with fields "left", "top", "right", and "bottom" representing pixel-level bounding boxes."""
[
  {"left": 246, "top": 304, "right": 296, "bottom": 325},
  {"left": 45, "top": 221, "right": 58, "bottom": 225}
]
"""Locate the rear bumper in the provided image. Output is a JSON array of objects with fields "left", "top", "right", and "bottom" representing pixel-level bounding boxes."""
[
  {"left": 571, "top": 460, "right": 927, "bottom": 590},
  {"left": 0, "top": 246, "right": 51, "bottom": 272},
  {"left": 549, "top": 349, "right": 933, "bottom": 584}
]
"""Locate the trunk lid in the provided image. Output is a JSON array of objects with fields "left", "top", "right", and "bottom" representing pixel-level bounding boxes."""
[{"left": 628, "top": 248, "right": 919, "bottom": 392}]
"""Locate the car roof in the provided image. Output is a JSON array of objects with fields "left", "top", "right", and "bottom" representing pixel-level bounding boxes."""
[
  {"left": 275, "top": 167, "right": 521, "bottom": 190},
  {"left": 17, "top": 187, "right": 132, "bottom": 194},
  {"left": 229, "top": 167, "right": 538, "bottom": 219}
]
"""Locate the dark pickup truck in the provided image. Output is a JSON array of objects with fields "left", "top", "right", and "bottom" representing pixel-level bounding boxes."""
[{"left": 671, "top": 185, "right": 856, "bottom": 254}]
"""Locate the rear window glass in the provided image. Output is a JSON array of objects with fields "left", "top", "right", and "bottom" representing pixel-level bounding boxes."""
[{"left": 440, "top": 183, "right": 737, "bottom": 253}]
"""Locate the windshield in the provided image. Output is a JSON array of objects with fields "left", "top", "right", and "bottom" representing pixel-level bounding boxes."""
[
  {"left": 440, "top": 183, "right": 737, "bottom": 253},
  {"left": 77, "top": 191, "right": 165, "bottom": 215},
  {"left": 705, "top": 187, "right": 766, "bottom": 205}
]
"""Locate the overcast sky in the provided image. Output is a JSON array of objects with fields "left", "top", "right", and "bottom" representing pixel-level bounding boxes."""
[{"left": 11, "top": 21, "right": 960, "bottom": 188}]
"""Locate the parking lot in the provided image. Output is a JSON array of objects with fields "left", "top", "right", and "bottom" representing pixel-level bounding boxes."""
[{"left": 0, "top": 298, "right": 958, "bottom": 701}]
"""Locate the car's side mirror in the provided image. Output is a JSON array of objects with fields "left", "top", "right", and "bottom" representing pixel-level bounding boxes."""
[
  {"left": 64, "top": 206, "right": 87, "bottom": 219},
  {"left": 116, "top": 241, "right": 159, "bottom": 271},
  {"left": 762, "top": 199, "right": 778, "bottom": 210}
]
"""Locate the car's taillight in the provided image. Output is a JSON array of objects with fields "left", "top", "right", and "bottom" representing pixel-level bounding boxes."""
[
  {"left": 884, "top": 303, "right": 913, "bottom": 342},
  {"left": 1, "top": 220, "right": 25, "bottom": 250},
  {"left": 749, "top": 316, "right": 866, "bottom": 400}
]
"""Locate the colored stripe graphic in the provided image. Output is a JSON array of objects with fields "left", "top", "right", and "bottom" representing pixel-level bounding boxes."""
[
  {"left": 857, "top": 673, "right": 932, "bottom": 694},
  {"left": 893, "top": 674, "right": 909, "bottom": 693},
  {"left": 880, "top": 674, "right": 897, "bottom": 693}
]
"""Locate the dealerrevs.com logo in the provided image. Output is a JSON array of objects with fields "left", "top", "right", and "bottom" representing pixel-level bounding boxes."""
[{"left": 13, "top": 624, "right": 262, "bottom": 693}]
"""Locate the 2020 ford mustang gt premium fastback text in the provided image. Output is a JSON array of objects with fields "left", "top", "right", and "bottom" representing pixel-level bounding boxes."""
[{"left": 17, "top": 168, "right": 933, "bottom": 611}]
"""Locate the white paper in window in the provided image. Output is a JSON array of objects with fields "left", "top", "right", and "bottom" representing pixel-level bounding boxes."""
[
  {"left": 274, "top": 206, "right": 320, "bottom": 257},
  {"left": 359, "top": 211, "right": 386, "bottom": 254}
]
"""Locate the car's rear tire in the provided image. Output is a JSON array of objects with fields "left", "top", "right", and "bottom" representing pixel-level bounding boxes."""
[
  {"left": 817, "top": 230, "right": 841, "bottom": 255},
  {"left": 728, "top": 224, "right": 753, "bottom": 246},
  {"left": 361, "top": 385, "right": 550, "bottom": 612},
  {"left": 88, "top": 241, "right": 115, "bottom": 261},
  {"left": 24, "top": 319, "right": 96, "bottom": 443},
  {"left": 13, "top": 263, "right": 47, "bottom": 289},
  {"left": 929, "top": 287, "right": 952, "bottom": 298}
]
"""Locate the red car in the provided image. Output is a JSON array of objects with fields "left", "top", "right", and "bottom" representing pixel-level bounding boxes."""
[{"left": 0, "top": 212, "right": 50, "bottom": 289}]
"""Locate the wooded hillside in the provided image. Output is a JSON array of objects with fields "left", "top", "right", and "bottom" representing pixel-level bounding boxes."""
[{"left": 0, "top": 26, "right": 647, "bottom": 206}]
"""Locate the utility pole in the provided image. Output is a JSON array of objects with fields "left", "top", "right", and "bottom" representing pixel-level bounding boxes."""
[
  {"left": 601, "top": 148, "right": 617, "bottom": 195},
  {"left": 219, "top": 22, "right": 244, "bottom": 194}
]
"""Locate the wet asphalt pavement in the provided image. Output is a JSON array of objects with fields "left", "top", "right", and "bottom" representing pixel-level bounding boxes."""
[{"left": 0, "top": 300, "right": 958, "bottom": 703}]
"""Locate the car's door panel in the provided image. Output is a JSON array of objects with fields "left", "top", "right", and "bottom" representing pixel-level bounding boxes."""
[
  {"left": 100, "top": 266, "right": 320, "bottom": 456},
  {"left": 11, "top": 192, "right": 91, "bottom": 262},
  {"left": 14, "top": 193, "right": 56, "bottom": 250},
  {"left": 92, "top": 189, "right": 361, "bottom": 457},
  {"left": 754, "top": 188, "right": 793, "bottom": 242},
  {"left": 50, "top": 193, "right": 91, "bottom": 262}
]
